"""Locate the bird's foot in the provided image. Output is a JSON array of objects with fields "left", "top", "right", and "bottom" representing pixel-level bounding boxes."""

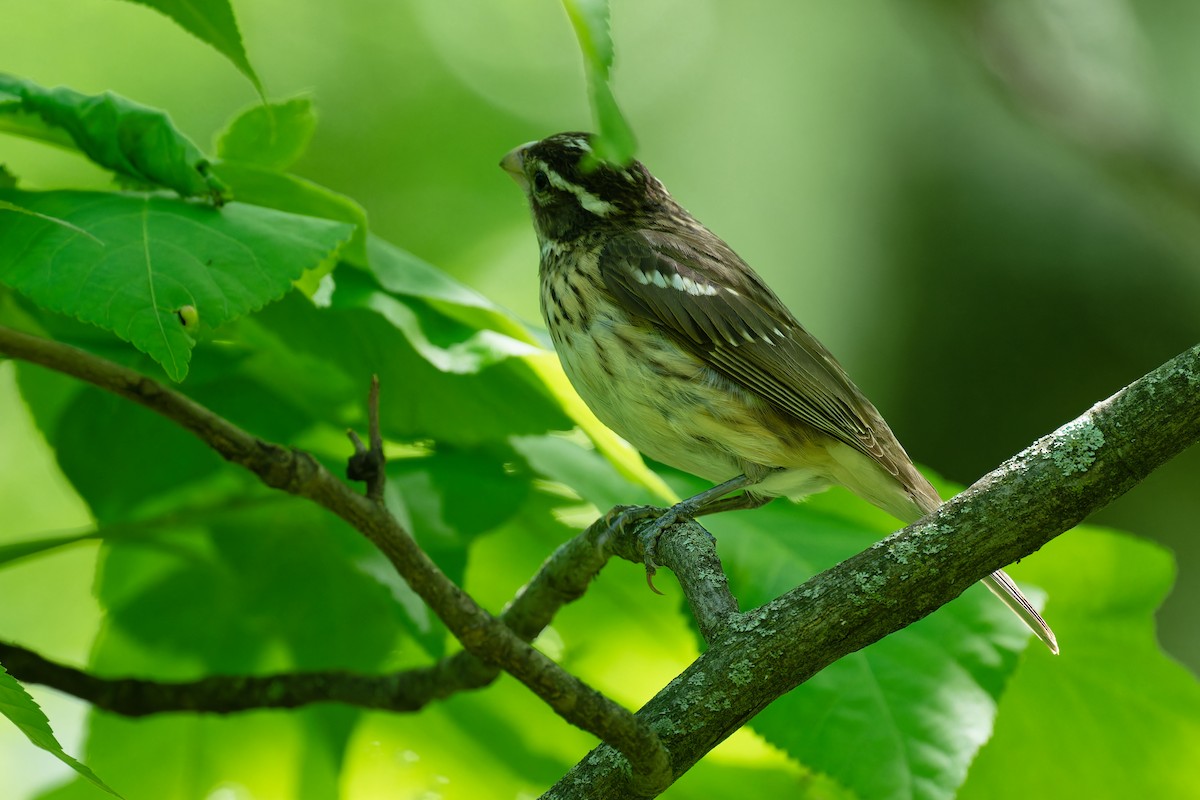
[{"left": 634, "top": 497, "right": 717, "bottom": 594}]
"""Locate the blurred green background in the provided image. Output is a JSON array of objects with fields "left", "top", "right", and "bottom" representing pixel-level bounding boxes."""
[{"left": 3, "top": 0, "right": 1199, "bottom": 792}]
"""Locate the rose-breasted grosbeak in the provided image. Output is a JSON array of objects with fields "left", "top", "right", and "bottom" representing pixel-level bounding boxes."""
[{"left": 502, "top": 132, "right": 1057, "bottom": 654}]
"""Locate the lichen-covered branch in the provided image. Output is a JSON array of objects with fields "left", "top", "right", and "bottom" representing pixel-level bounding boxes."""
[{"left": 543, "top": 342, "right": 1200, "bottom": 798}]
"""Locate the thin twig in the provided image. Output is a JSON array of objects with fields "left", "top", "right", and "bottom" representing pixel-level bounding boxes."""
[
  {"left": 0, "top": 513, "right": 629, "bottom": 717},
  {"left": 346, "top": 374, "right": 386, "bottom": 502}
]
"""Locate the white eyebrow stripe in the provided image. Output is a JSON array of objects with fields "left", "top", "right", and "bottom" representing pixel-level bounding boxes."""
[{"left": 542, "top": 166, "right": 615, "bottom": 216}]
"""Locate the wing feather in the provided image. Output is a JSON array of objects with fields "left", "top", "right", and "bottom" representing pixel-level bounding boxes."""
[{"left": 599, "top": 229, "right": 900, "bottom": 474}]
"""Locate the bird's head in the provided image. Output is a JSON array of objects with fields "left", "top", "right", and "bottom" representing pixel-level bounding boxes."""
[{"left": 501, "top": 132, "right": 666, "bottom": 244}]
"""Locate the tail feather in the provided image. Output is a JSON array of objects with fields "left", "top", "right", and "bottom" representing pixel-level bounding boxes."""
[
  {"left": 825, "top": 443, "right": 1059, "bottom": 654},
  {"left": 982, "top": 570, "right": 1059, "bottom": 655}
]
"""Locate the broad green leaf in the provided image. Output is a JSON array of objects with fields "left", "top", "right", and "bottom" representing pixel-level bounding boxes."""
[
  {"left": 959, "top": 528, "right": 1200, "bottom": 800},
  {"left": 381, "top": 447, "right": 534, "bottom": 658},
  {"left": 511, "top": 434, "right": 660, "bottom": 512},
  {"left": 0, "top": 190, "right": 354, "bottom": 380},
  {"left": 388, "top": 447, "right": 530, "bottom": 562},
  {"left": 671, "top": 472, "right": 1030, "bottom": 800},
  {"left": 254, "top": 274, "right": 574, "bottom": 446},
  {"left": 561, "top": 0, "right": 636, "bottom": 164},
  {"left": 368, "top": 235, "right": 536, "bottom": 339},
  {"left": 12, "top": 324, "right": 332, "bottom": 526},
  {"left": 388, "top": 449, "right": 531, "bottom": 549},
  {"left": 89, "top": 502, "right": 406, "bottom": 677},
  {"left": 331, "top": 270, "right": 543, "bottom": 374},
  {"left": 0, "top": 530, "right": 98, "bottom": 568},
  {"left": 114, "top": 0, "right": 264, "bottom": 98},
  {"left": 0, "top": 75, "right": 225, "bottom": 201},
  {"left": 29, "top": 501, "right": 408, "bottom": 799},
  {"left": 0, "top": 199, "right": 100, "bottom": 242},
  {"left": 35, "top": 710, "right": 325, "bottom": 800},
  {"left": 213, "top": 162, "right": 369, "bottom": 271},
  {"left": 215, "top": 96, "right": 317, "bottom": 172},
  {"left": 0, "top": 663, "right": 122, "bottom": 797}
]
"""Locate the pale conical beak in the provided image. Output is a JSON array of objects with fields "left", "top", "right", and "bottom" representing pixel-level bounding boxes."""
[{"left": 500, "top": 143, "right": 533, "bottom": 190}]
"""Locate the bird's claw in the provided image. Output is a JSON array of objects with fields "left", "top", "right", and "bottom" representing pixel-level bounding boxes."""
[
  {"left": 600, "top": 504, "right": 660, "bottom": 544},
  {"left": 603, "top": 498, "right": 712, "bottom": 594}
]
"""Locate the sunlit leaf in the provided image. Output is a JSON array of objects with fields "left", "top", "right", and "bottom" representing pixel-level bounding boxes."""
[
  {"left": 0, "top": 531, "right": 98, "bottom": 569},
  {"left": 960, "top": 528, "right": 1200, "bottom": 800},
  {"left": 214, "top": 96, "right": 317, "bottom": 172},
  {"left": 250, "top": 270, "right": 572, "bottom": 445},
  {"left": 0, "top": 190, "right": 354, "bottom": 380},
  {"left": 0, "top": 664, "right": 122, "bottom": 797}
]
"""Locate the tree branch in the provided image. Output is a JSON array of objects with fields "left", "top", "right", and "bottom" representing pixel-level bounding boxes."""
[
  {"left": 4, "top": 322, "right": 1197, "bottom": 798},
  {"left": 543, "top": 342, "right": 1200, "bottom": 798},
  {"left": 0, "top": 325, "right": 672, "bottom": 796},
  {"left": 0, "top": 511, "right": 626, "bottom": 715}
]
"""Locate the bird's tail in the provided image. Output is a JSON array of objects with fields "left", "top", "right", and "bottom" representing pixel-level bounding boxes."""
[
  {"left": 982, "top": 570, "right": 1059, "bottom": 654},
  {"left": 827, "top": 443, "right": 1059, "bottom": 654}
]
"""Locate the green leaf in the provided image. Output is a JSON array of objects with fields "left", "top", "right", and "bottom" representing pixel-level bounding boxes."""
[
  {"left": 388, "top": 448, "right": 531, "bottom": 574},
  {"left": 668, "top": 473, "right": 1030, "bottom": 800},
  {"left": 114, "top": 0, "right": 264, "bottom": 98},
  {"left": 254, "top": 273, "right": 575, "bottom": 446},
  {"left": 560, "top": 0, "right": 636, "bottom": 164},
  {"left": 90, "top": 503, "right": 405, "bottom": 676},
  {"left": 511, "top": 434, "right": 660, "bottom": 511},
  {"left": 0, "top": 75, "right": 226, "bottom": 201},
  {"left": 379, "top": 447, "right": 533, "bottom": 658},
  {"left": 0, "top": 199, "right": 101, "bottom": 243},
  {"left": 0, "top": 530, "right": 98, "bottom": 568},
  {"left": 331, "top": 269, "right": 542, "bottom": 374},
  {"left": 0, "top": 663, "right": 122, "bottom": 797},
  {"left": 959, "top": 528, "right": 1200, "bottom": 800},
  {"left": 0, "top": 190, "right": 354, "bottom": 380},
  {"left": 213, "top": 162, "right": 368, "bottom": 271},
  {"left": 35, "top": 711, "right": 329, "bottom": 800},
  {"left": 367, "top": 235, "right": 534, "bottom": 339},
  {"left": 215, "top": 96, "right": 317, "bottom": 172}
]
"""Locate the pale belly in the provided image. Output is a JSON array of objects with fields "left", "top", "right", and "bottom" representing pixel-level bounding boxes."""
[{"left": 549, "top": 308, "right": 835, "bottom": 500}]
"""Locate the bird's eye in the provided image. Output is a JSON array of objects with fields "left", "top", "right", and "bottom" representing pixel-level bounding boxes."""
[{"left": 533, "top": 170, "right": 550, "bottom": 193}]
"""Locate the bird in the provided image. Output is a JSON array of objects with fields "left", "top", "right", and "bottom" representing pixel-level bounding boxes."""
[{"left": 501, "top": 132, "right": 1057, "bottom": 654}]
